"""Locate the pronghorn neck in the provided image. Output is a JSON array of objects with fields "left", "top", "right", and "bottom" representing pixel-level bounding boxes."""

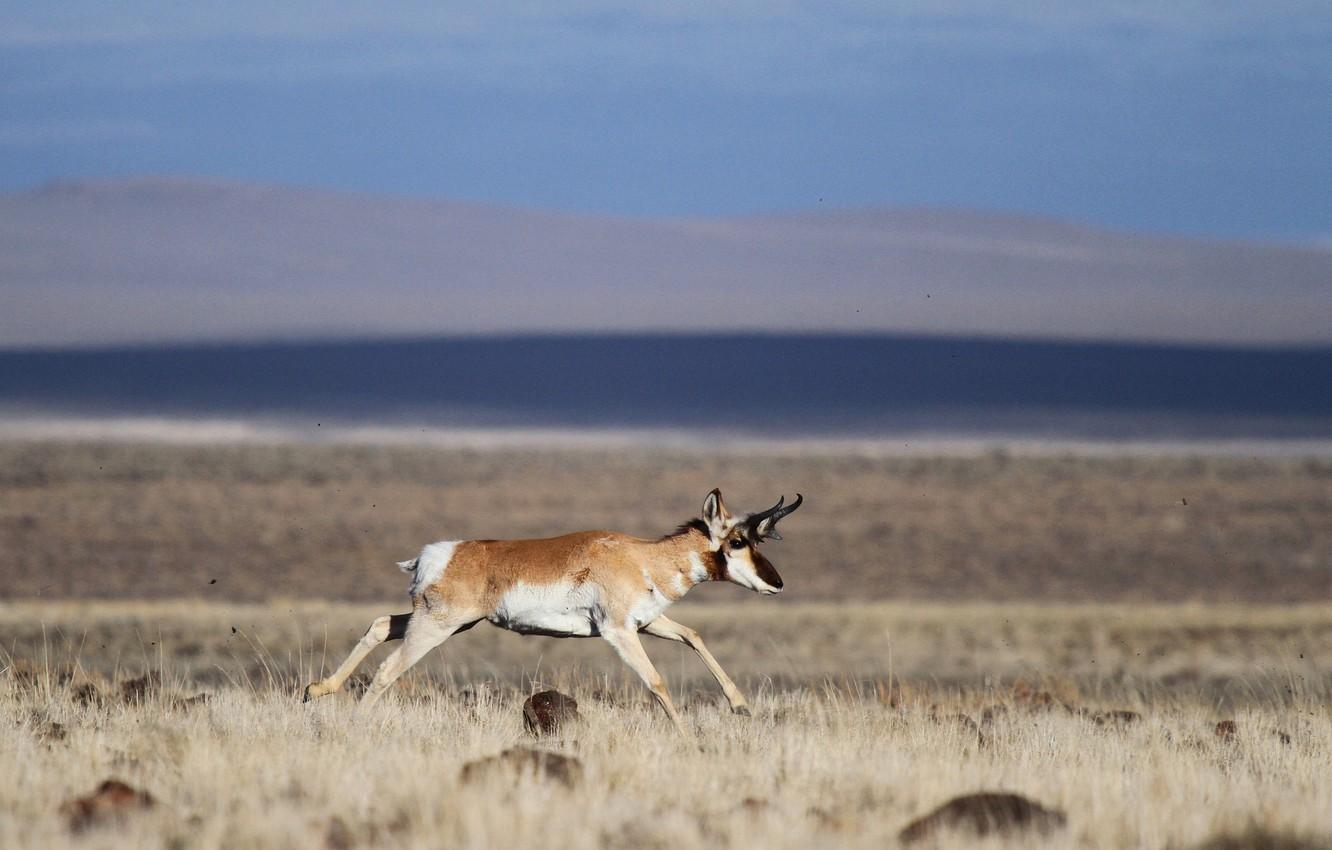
[{"left": 656, "top": 522, "right": 722, "bottom": 597}]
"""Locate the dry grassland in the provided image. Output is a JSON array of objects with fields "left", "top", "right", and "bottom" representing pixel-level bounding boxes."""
[
  {"left": 3, "top": 601, "right": 1331, "bottom": 850},
  {"left": 1, "top": 441, "right": 1329, "bottom": 603},
  {"left": 2, "top": 440, "right": 1329, "bottom": 848}
]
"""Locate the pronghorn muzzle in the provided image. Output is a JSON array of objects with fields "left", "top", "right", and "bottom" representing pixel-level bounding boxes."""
[{"left": 743, "top": 493, "right": 803, "bottom": 543}]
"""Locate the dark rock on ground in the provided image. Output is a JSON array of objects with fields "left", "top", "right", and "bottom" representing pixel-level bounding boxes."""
[
  {"left": 807, "top": 806, "right": 851, "bottom": 831},
  {"left": 899, "top": 791, "right": 1066, "bottom": 843},
  {"left": 69, "top": 682, "right": 103, "bottom": 706},
  {"left": 459, "top": 747, "right": 583, "bottom": 788},
  {"left": 324, "top": 815, "right": 354, "bottom": 850},
  {"left": 119, "top": 673, "right": 162, "bottom": 703},
  {"left": 1091, "top": 709, "right": 1142, "bottom": 726},
  {"left": 523, "top": 689, "right": 579, "bottom": 737},
  {"left": 61, "top": 779, "right": 156, "bottom": 831},
  {"left": 1011, "top": 678, "right": 1078, "bottom": 713},
  {"left": 980, "top": 704, "right": 1008, "bottom": 725},
  {"left": 169, "top": 693, "right": 210, "bottom": 710},
  {"left": 1188, "top": 825, "right": 1332, "bottom": 850},
  {"left": 738, "top": 797, "right": 768, "bottom": 814}
]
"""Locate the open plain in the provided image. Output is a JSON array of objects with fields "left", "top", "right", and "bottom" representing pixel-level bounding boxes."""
[
  {"left": 2, "top": 440, "right": 1330, "bottom": 849},
  {"left": 2, "top": 440, "right": 1329, "bottom": 603}
]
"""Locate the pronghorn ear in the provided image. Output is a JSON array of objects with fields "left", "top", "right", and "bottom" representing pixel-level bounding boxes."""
[{"left": 702, "top": 488, "right": 731, "bottom": 538}]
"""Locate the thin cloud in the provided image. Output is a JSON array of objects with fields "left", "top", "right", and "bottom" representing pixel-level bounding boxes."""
[
  {"left": 2, "top": 2, "right": 1329, "bottom": 92},
  {"left": 3, "top": 1, "right": 1328, "bottom": 42},
  {"left": 0, "top": 119, "right": 157, "bottom": 146}
]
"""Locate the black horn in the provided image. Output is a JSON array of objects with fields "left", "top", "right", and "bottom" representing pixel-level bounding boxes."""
[{"left": 746, "top": 493, "right": 803, "bottom": 542}]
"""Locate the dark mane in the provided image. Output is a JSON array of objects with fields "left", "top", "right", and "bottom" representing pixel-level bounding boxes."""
[{"left": 659, "top": 517, "right": 710, "bottom": 541}]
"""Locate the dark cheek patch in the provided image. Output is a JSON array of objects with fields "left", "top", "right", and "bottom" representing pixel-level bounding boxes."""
[{"left": 752, "top": 551, "right": 783, "bottom": 589}]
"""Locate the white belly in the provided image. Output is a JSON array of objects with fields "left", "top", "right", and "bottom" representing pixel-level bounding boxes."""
[{"left": 488, "top": 581, "right": 603, "bottom": 637}]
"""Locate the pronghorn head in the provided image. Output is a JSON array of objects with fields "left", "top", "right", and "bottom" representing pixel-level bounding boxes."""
[{"left": 701, "top": 488, "right": 803, "bottom": 595}]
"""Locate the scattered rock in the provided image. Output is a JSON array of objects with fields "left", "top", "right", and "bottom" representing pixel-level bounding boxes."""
[
  {"left": 522, "top": 690, "right": 579, "bottom": 737},
  {"left": 168, "top": 693, "right": 210, "bottom": 710},
  {"left": 36, "top": 719, "right": 68, "bottom": 743},
  {"left": 61, "top": 779, "right": 156, "bottom": 831},
  {"left": 5, "top": 658, "right": 40, "bottom": 687},
  {"left": 1011, "top": 679, "right": 1076, "bottom": 713},
  {"left": 899, "top": 792, "right": 1066, "bottom": 843},
  {"left": 1275, "top": 730, "right": 1292, "bottom": 746},
  {"left": 117, "top": 671, "right": 162, "bottom": 703},
  {"left": 738, "top": 797, "right": 768, "bottom": 814},
  {"left": 460, "top": 747, "right": 583, "bottom": 787},
  {"left": 1091, "top": 709, "right": 1142, "bottom": 727},
  {"left": 1187, "top": 824, "right": 1332, "bottom": 850},
  {"left": 6, "top": 659, "right": 78, "bottom": 688},
  {"left": 1215, "top": 720, "right": 1238, "bottom": 743},
  {"left": 119, "top": 673, "right": 162, "bottom": 703},
  {"left": 69, "top": 682, "right": 103, "bottom": 707},
  {"left": 979, "top": 704, "right": 1008, "bottom": 725},
  {"left": 807, "top": 806, "right": 850, "bottom": 831},
  {"left": 324, "top": 815, "right": 354, "bottom": 850}
]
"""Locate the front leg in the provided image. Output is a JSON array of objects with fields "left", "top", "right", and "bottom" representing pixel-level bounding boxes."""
[
  {"left": 601, "top": 628, "right": 688, "bottom": 735},
  {"left": 642, "top": 615, "right": 751, "bottom": 716}
]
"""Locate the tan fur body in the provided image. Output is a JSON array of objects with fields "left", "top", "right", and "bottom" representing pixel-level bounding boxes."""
[{"left": 419, "top": 530, "right": 711, "bottom": 636}]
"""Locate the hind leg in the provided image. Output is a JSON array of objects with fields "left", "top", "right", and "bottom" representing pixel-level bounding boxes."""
[
  {"left": 360, "top": 611, "right": 476, "bottom": 706},
  {"left": 303, "top": 612, "right": 411, "bottom": 701}
]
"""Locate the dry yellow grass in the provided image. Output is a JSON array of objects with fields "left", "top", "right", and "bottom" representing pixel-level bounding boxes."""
[{"left": 3, "top": 601, "right": 1331, "bottom": 850}]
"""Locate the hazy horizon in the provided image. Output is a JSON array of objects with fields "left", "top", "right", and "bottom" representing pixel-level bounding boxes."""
[
  {"left": 4, "top": 176, "right": 1330, "bottom": 350},
  {"left": 13, "top": 172, "right": 1332, "bottom": 248}
]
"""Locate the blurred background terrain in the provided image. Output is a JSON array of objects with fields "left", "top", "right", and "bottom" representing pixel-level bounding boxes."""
[
  {"left": 2, "top": 177, "right": 1330, "bottom": 348},
  {"left": 1, "top": 442, "right": 1327, "bottom": 603}
]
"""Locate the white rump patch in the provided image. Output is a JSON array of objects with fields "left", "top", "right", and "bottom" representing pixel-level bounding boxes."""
[{"left": 403, "top": 540, "right": 458, "bottom": 597}]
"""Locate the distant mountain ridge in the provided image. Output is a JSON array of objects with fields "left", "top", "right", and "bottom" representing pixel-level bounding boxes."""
[{"left": 1, "top": 176, "right": 1328, "bottom": 348}]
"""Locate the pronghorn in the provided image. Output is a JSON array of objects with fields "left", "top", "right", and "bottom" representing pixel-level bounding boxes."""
[{"left": 303, "top": 489, "right": 802, "bottom": 732}]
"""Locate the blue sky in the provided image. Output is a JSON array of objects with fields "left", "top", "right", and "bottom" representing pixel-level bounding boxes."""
[{"left": 2, "top": 1, "right": 1329, "bottom": 239}]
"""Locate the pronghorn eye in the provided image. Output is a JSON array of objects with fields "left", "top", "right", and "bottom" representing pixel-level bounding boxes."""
[{"left": 728, "top": 538, "right": 746, "bottom": 550}]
